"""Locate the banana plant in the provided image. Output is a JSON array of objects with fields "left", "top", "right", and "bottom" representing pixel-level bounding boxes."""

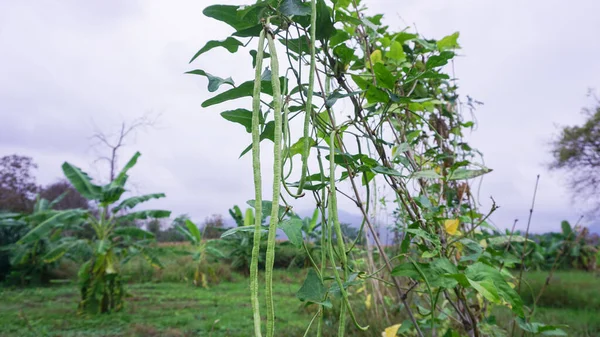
[
  {"left": 220, "top": 206, "right": 268, "bottom": 274},
  {"left": 17, "top": 151, "right": 170, "bottom": 314},
  {"left": 175, "top": 219, "right": 224, "bottom": 288},
  {"left": 0, "top": 192, "right": 87, "bottom": 285}
]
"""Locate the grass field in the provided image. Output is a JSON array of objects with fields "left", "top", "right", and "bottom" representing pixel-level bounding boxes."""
[
  {"left": 1, "top": 264, "right": 599, "bottom": 337},
  {"left": 0, "top": 272, "right": 315, "bottom": 337},
  {"left": 512, "top": 270, "right": 600, "bottom": 337}
]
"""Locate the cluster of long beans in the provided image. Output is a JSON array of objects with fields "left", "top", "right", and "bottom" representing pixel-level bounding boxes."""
[
  {"left": 247, "top": 2, "right": 348, "bottom": 336},
  {"left": 248, "top": 1, "right": 376, "bottom": 335}
]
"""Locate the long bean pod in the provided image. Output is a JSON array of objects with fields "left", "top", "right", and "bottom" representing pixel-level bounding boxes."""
[
  {"left": 327, "top": 130, "right": 369, "bottom": 334},
  {"left": 265, "top": 26, "right": 283, "bottom": 337},
  {"left": 250, "top": 28, "right": 266, "bottom": 337},
  {"left": 295, "top": 0, "right": 317, "bottom": 196}
]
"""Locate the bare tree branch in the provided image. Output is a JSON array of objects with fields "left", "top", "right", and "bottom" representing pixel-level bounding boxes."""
[{"left": 89, "top": 112, "right": 161, "bottom": 182}]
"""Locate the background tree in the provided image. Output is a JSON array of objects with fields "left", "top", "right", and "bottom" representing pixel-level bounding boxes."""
[
  {"left": 0, "top": 155, "right": 38, "bottom": 213},
  {"left": 201, "top": 214, "right": 225, "bottom": 239},
  {"left": 549, "top": 91, "right": 600, "bottom": 214},
  {"left": 147, "top": 218, "right": 162, "bottom": 237},
  {"left": 0, "top": 155, "right": 38, "bottom": 281},
  {"left": 90, "top": 112, "right": 160, "bottom": 182},
  {"left": 40, "top": 179, "right": 89, "bottom": 211}
]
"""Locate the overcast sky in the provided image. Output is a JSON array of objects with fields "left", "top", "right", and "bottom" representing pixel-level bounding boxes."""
[{"left": 1, "top": 0, "right": 599, "bottom": 234}]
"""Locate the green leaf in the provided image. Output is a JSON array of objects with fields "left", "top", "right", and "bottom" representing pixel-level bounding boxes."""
[
  {"left": 280, "top": 36, "right": 310, "bottom": 55},
  {"left": 365, "top": 86, "right": 388, "bottom": 104},
  {"left": 61, "top": 162, "right": 102, "bottom": 200},
  {"left": 202, "top": 78, "right": 288, "bottom": 108},
  {"left": 330, "top": 29, "right": 350, "bottom": 46},
  {"left": 221, "top": 226, "right": 267, "bottom": 239},
  {"left": 244, "top": 208, "right": 255, "bottom": 227},
  {"left": 100, "top": 186, "right": 126, "bottom": 205},
  {"left": 34, "top": 197, "right": 50, "bottom": 213},
  {"left": 185, "top": 219, "right": 202, "bottom": 243},
  {"left": 373, "top": 63, "right": 396, "bottom": 90},
  {"left": 488, "top": 235, "right": 530, "bottom": 246},
  {"left": 448, "top": 167, "right": 492, "bottom": 180},
  {"left": 176, "top": 225, "right": 197, "bottom": 244},
  {"left": 426, "top": 51, "right": 454, "bottom": 69},
  {"left": 371, "top": 165, "right": 404, "bottom": 177},
  {"left": 415, "top": 38, "right": 437, "bottom": 51},
  {"left": 459, "top": 238, "right": 483, "bottom": 262},
  {"left": 43, "top": 240, "right": 80, "bottom": 263},
  {"left": 250, "top": 49, "right": 271, "bottom": 68},
  {"left": 351, "top": 74, "right": 370, "bottom": 90},
  {"left": 392, "top": 259, "right": 457, "bottom": 289},
  {"left": 202, "top": 5, "right": 257, "bottom": 31},
  {"left": 465, "top": 262, "right": 524, "bottom": 316},
  {"left": 315, "top": 0, "right": 334, "bottom": 40},
  {"left": 391, "top": 262, "right": 421, "bottom": 279},
  {"left": 288, "top": 137, "right": 316, "bottom": 158},
  {"left": 388, "top": 41, "right": 406, "bottom": 62},
  {"left": 186, "top": 69, "right": 235, "bottom": 92},
  {"left": 117, "top": 210, "right": 171, "bottom": 222},
  {"left": 143, "top": 252, "right": 163, "bottom": 269},
  {"left": 113, "top": 152, "right": 141, "bottom": 188},
  {"left": 297, "top": 269, "right": 326, "bottom": 304},
  {"left": 232, "top": 24, "right": 263, "bottom": 38},
  {"left": 0, "top": 214, "right": 25, "bottom": 227},
  {"left": 48, "top": 191, "right": 69, "bottom": 209},
  {"left": 560, "top": 220, "right": 572, "bottom": 238},
  {"left": 189, "top": 37, "right": 243, "bottom": 63},
  {"left": 333, "top": 44, "right": 355, "bottom": 66},
  {"left": 469, "top": 279, "right": 501, "bottom": 303},
  {"left": 113, "top": 226, "right": 155, "bottom": 239},
  {"left": 220, "top": 109, "right": 254, "bottom": 133},
  {"left": 206, "top": 246, "right": 225, "bottom": 258},
  {"left": 515, "top": 317, "right": 568, "bottom": 336},
  {"left": 247, "top": 199, "right": 286, "bottom": 220},
  {"left": 113, "top": 193, "right": 166, "bottom": 213},
  {"left": 18, "top": 209, "right": 87, "bottom": 244},
  {"left": 9, "top": 246, "right": 29, "bottom": 265},
  {"left": 393, "top": 32, "right": 418, "bottom": 44},
  {"left": 279, "top": 218, "right": 303, "bottom": 248},
  {"left": 280, "top": 0, "right": 311, "bottom": 16},
  {"left": 437, "top": 32, "right": 460, "bottom": 51},
  {"left": 411, "top": 169, "right": 441, "bottom": 179},
  {"left": 238, "top": 121, "right": 277, "bottom": 158},
  {"left": 324, "top": 90, "right": 363, "bottom": 108}
]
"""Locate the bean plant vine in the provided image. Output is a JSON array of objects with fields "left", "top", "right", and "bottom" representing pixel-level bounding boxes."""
[{"left": 188, "top": 0, "right": 567, "bottom": 336}]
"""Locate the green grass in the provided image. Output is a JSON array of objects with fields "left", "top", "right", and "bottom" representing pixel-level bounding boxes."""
[
  {"left": 0, "top": 271, "right": 314, "bottom": 337},
  {"left": 2, "top": 252, "right": 599, "bottom": 337},
  {"left": 492, "top": 270, "right": 600, "bottom": 337},
  {"left": 518, "top": 270, "right": 600, "bottom": 310}
]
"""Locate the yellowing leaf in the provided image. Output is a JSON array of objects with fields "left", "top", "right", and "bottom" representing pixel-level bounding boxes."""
[
  {"left": 455, "top": 241, "right": 464, "bottom": 252},
  {"left": 382, "top": 324, "right": 402, "bottom": 337},
  {"left": 479, "top": 239, "right": 488, "bottom": 249},
  {"left": 444, "top": 219, "right": 460, "bottom": 235},
  {"left": 368, "top": 49, "right": 383, "bottom": 69},
  {"left": 365, "top": 293, "right": 372, "bottom": 310}
]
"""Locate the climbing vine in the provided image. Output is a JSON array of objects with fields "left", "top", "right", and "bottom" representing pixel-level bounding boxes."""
[{"left": 188, "top": 1, "right": 566, "bottom": 336}]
